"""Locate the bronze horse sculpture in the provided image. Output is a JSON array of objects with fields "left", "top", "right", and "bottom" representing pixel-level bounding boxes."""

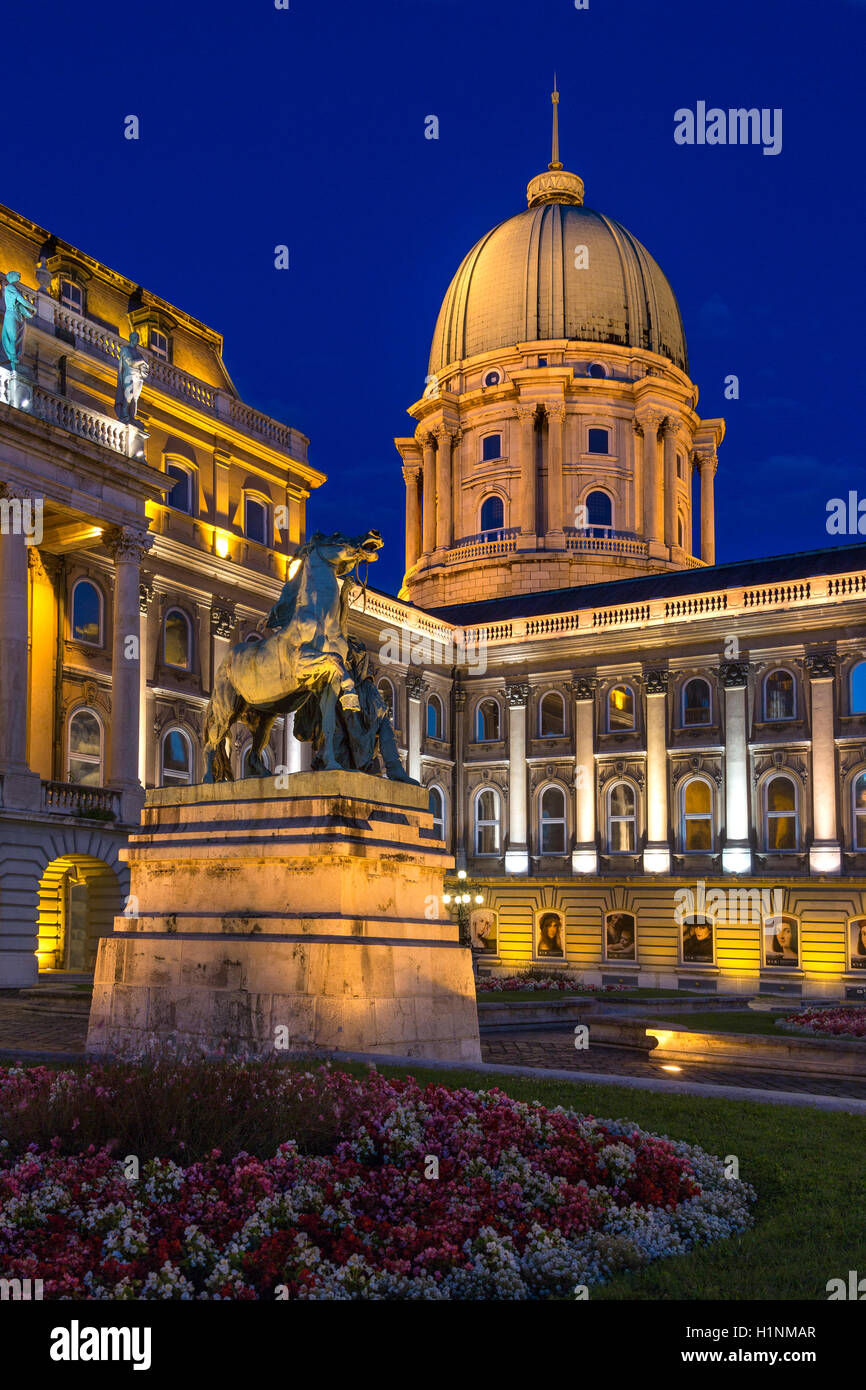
[{"left": 202, "top": 528, "right": 383, "bottom": 781}]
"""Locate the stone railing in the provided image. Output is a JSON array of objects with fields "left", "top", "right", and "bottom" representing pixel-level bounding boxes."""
[
  {"left": 448, "top": 530, "right": 519, "bottom": 564},
  {"left": 51, "top": 304, "right": 302, "bottom": 458},
  {"left": 564, "top": 529, "right": 648, "bottom": 557},
  {"left": 0, "top": 368, "right": 145, "bottom": 459},
  {"left": 41, "top": 780, "right": 121, "bottom": 820}
]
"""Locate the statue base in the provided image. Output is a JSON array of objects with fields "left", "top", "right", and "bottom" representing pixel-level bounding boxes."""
[{"left": 86, "top": 772, "right": 481, "bottom": 1062}]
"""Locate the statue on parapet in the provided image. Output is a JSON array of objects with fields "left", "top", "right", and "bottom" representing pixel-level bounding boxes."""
[
  {"left": 114, "top": 331, "right": 149, "bottom": 424},
  {"left": 1, "top": 271, "right": 35, "bottom": 373}
]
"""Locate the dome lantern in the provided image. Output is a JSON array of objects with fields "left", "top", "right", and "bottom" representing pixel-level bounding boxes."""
[{"left": 526, "top": 77, "right": 585, "bottom": 208}]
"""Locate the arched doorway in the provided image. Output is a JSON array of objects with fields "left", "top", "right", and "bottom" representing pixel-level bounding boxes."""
[{"left": 36, "top": 855, "right": 124, "bottom": 973}]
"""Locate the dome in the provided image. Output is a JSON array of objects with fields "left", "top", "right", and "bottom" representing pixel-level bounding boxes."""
[{"left": 428, "top": 197, "right": 688, "bottom": 377}]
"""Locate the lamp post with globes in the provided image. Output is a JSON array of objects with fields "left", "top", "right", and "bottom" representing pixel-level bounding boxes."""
[{"left": 441, "top": 869, "right": 485, "bottom": 964}]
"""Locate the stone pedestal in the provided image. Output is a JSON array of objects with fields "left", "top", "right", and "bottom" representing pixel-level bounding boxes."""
[{"left": 86, "top": 772, "right": 481, "bottom": 1062}]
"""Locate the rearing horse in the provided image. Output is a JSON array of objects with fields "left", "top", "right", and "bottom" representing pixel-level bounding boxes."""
[{"left": 202, "top": 528, "right": 382, "bottom": 781}]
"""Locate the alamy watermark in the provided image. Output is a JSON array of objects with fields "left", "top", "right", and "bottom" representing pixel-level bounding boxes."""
[
  {"left": 674, "top": 103, "right": 782, "bottom": 156},
  {"left": 674, "top": 880, "right": 783, "bottom": 926},
  {"left": 378, "top": 625, "right": 487, "bottom": 674},
  {"left": 0, "top": 495, "right": 43, "bottom": 545}
]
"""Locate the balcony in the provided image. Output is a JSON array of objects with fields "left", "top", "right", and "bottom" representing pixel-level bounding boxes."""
[
  {"left": 448, "top": 528, "right": 520, "bottom": 563},
  {"left": 0, "top": 365, "right": 145, "bottom": 460},
  {"left": 564, "top": 527, "right": 649, "bottom": 558},
  {"left": 41, "top": 781, "right": 121, "bottom": 821}
]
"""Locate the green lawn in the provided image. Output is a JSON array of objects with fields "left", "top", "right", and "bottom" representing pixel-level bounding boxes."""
[
  {"left": 477, "top": 987, "right": 716, "bottom": 1003},
  {"left": 359, "top": 1061, "right": 866, "bottom": 1301},
  {"left": 645, "top": 1010, "right": 788, "bottom": 1036}
]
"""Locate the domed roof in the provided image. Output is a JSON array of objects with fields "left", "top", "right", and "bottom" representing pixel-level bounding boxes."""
[{"left": 428, "top": 175, "right": 688, "bottom": 377}]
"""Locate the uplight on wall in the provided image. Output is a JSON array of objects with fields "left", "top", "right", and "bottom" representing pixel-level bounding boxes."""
[{"left": 215, "top": 531, "right": 230, "bottom": 559}]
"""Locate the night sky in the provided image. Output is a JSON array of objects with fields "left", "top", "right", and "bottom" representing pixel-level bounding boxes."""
[{"left": 5, "top": 0, "right": 866, "bottom": 596}]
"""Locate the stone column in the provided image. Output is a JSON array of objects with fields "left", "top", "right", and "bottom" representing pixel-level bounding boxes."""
[
  {"left": 435, "top": 425, "right": 453, "bottom": 553},
  {"left": 138, "top": 576, "right": 154, "bottom": 787},
  {"left": 636, "top": 409, "right": 665, "bottom": 550},
  {"left": 420, "top": 433, "right": 437, "bottom": 557},
  {"left": 572, "top": 676, "right": 598, "bottom": 873},
  {"left": 546, "top": 402, "right": 566, "bottom": 543},
  {"left": 632, "top": 420, "right": 643, "bottom": 535},
  {"left": 719, "top": 663, "right": 752, "bottom": 873},
  {"left": 663, "top": 417, "right": 679, "bottom": 551},
  {"left": 806, "top": 654, "right": 841, "bottom": 875},
  {"left": 504, "top": 681, "right": 529, "bottom": 874},
  {"left": 0, "top": 484, "right": 41, "bottom": 809},
  {"left": 27, "top": 549, "right": 59, "bottom": 782},
  {"left": 515, "top": 403, "right": 537, "bottom": 543},
  {"left": 105, "top": 526, "right": 153, "bottom": 823},
  {"left": 642, "top": 670, "right": 671, "bottom": 872},
  {"left": 696, "top": 450, "right": 717, "bottom": 565},
  {"left": 406, "top": 672, "right": 425, "bottom": 783},
  {"left": 403, "top": 464, "right": 422, "bottom": 571},
  {"left": 454, "top": 685, "right": 467, "bottom": 869}
]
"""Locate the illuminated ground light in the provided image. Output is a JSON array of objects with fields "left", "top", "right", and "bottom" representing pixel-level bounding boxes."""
[{"left": 661, "top": 1065, "right": 683, "bottom": 1073}]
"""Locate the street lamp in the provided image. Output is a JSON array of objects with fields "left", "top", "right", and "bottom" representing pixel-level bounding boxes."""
[{"left": 442, "top": 872, "right": 485, "bottom": 954}]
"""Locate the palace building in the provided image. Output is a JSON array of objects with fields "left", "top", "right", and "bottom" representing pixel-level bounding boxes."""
[{"left": 2, "top": 92, "right": 866, "bottom": 999}]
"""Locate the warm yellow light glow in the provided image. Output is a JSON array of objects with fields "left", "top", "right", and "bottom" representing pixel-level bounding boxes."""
[
  {"left": 661, "top": 1065, "right": 682, "bottom": 1073},
  {"left": 457, "top": 869, "right": 467, "bottom": 880},
  {"left": 287, "top": 556, "right": 302, "bottom": 580},
  {"left": 442, "top": 894, "right": 451, "bottom": 904},
  {"left": 215, "top": 532, "right": 230, "bottom": 559},
  {"left": 474, "top": 894, "right": 484, "bottom": 904}
]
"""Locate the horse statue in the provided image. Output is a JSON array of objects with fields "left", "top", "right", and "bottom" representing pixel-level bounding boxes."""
[{"left": 202, "top": 527, "right": 383, "bottom": 781}]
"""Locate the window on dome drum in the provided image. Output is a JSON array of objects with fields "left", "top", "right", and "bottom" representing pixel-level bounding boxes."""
[
  {"left": 588, "top": 362, "right": 607, "bottom": 379},
  {"left": 607, "top": 781, "right": 636, "bottom": 853},
  {"left": 164, "top": 608, "right": 192, "bottom": 669},
  {"left": 60, "top": 278, "right": 84, "bottom": 314},
  {"left": 537, "top": 357, "right": 547, "bottom": 368},
  {"left": 149, "top": 328, "right": 169, "bottom": 361},
  {"left": 682, "top": 778, "right": 713, "bottom": 852},
  {"left": 377, "top": 678, "right": 395, "bottom": 721},
  {"left": 585, "top": 490, "right": 613, "bottom": 537},
  {"left": 475, "top": 698, "right": 500, "bottom": 741},
  {"left": 539, "top": 691, "right": 565, "bottom": 737},
  {"left": 161, "top": 729, "right": 193, "bottom": 787},
  {"left": 245, "top": 496, "right": 269, "bottom": 545},
  {"left": 608, "top": 685, "right": 635, "bottom": 731},
  {"left": 426, "top": 694, "right": 443, "bottom": 740},
  {"left": 68, "top": 708, "right": 103, "bottom": 786},
  {"left": 854, "top": 773, "right": 866, "bottom": 849},
  {"left": 243, "top": 744, "right": 271, "bottom": 778},
  {"left": 481, "top": 434, "right": 501, "bottom": 461},
  {"left": 764, "top": 775, "right": 798, "bottom": 851},
  {"left": 483, "top": 371, "right": 501, "bottom": 387},
  {"left": 587, "top": 427, "right": 609, "bottom": 454},
  {"left": 71, "top": 579, "right": 102, "bottom": 645},
  {"left": 683, "top": 678, "right": 711, "bottom": 726},
  {"left": 764, "top": 670, "right": 796, "bottom": 721},
  {"left": 677, "top": 517, "right": 684, "bottom": 548},
  {"left": 539, "top": 785, "right": 567, "bottom": 855},
  {"left": 851, "top": 662, "right": 866, "bottom": 714},
  {"left": 429, "top": 786, "right": 446, "bottom": 841},
  {"left": 166, "top": 463, "right": 193, "bottom": 514},
  {"left": 479, "top": 495, "right": 504, "bottom": 537},
  {"left": 474, "top": 787, "right": 501, "bottom": 856}
]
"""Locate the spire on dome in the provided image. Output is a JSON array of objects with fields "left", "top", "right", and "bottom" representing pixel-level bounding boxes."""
[{"left": 527, "top": 79, "right": 585, "bottom": 208}]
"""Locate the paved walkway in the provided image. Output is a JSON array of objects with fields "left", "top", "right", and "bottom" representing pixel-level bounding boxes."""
[{"left": 0, "top": 997, "right": 89, "bottom": 1057}]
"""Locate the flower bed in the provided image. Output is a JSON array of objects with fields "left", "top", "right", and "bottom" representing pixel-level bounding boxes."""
[
  {"left": 0, "top": 1062, "right": 754, "bottom": 1299},
  {"left": 778, "top": 1007, "right": 866, "bottom": 1040},
  {"left": 476, "top": 975, "right": 625, "bottom": 994}
]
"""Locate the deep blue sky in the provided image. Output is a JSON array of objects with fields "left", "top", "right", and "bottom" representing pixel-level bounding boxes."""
[{"left": 5, "top": 0, "right": 866, "bottom": 595}]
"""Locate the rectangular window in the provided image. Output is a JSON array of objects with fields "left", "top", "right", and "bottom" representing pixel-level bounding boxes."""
[
  {"left": 587, "top": 428, "right": 609, "bottom": 455},
  {"left": 150, "top": 329, "right": 169, "bottom": 360},
  {"left": 60, "top": 279, "right": 84, "bottom": 314},
  {"left": 482, "top": 434, "right": 501, "bottom": 461}
]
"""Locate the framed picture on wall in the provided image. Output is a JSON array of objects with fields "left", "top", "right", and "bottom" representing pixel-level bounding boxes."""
[
  {"left": 680, "top": 915, "right": 715, "bottom": 965},
  {"left": 848, "top": 917, "right": 866, "bottom": 972},
  {"left": 535, "top": 910, "right": 565, "bottom": 960},
  {"left": 762, "top": 914, "right": 800, "bottom": 968},
  {"left": 470, "top": 908, "right": 498, "bottom": 955},
  {"left": 605, "top": 911, "right": 636, "bottom": 961}
]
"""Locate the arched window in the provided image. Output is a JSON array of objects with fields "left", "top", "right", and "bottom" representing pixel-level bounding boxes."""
[
  {"left": 67, "top": 708, "right": 103, "bottom": 786},
  {"left": 539, "top": 785, "right": 567, "bottom": 855},
  {"left": 607, "top": 781, "right": 636, "bottom": 853},
  {"left": 853, "top": 772, "right": 866, "bottom": 850},
  {"left": 426, "top": 694, "right": 443, "bottom": 740},
  {"left": 479, "top": 495, "right": 504, "bottom": 536},
  {"left": 587, "top": 427, "right": 609, "bottom": 455},
  {"left": 166, "top": 462, "right": 194, "bottom": 514},
  {"left": 71, "top": 579, "right": 102, "bottom": 645},
  {"left": 539, "top": 691, "right": 565, "bottom": 737},
  {"left": 481, "top": 433, "right": 501, "bottom": 461},
  {"left": 851, "top": 662, "right": 866, "bottom": 714},
  {"left": 475, "top": 698, "right": 500, "bottom": 741},
  {"left": 764, "top": 775, "right": 799, "bottom": 851},
  {"left": 243, "top": 744, "right": 271, "bottom": 778},
  {"left": 585, "top": 489, "right": 613, "bottom": 536},
  {"left": 683, "top": 678, "right": 711, "bottom": 726},
  {"left": 608, "top": 684, "right": 635, "bottom": 731},
  {"left": 588, "top": 362, "right": 607, "bottom": 379},
  {"left": 244, "top": 495, "right": 269, "bottom": 545},
  {"left": 377, "top": 677, "right": 395, "bottom": 720},
  {"left": 474, "top": 787, "right": 501, "bottom": 856},
  {"left": 681, "top": 778, "right": 713, "bottom": 852},
  {"left": 164, "top": 608, "right": 192, "bottom": 669},
  {"left": 764, "top": 669, "right": 796, "bottom": 721},
  {"left": 677, "top": 516, "right": 684, "bottom": 547},
  {"left": 429, "top": 785, "right": 446, "bottom": 841},
  {"left": 161, "top": 728, "right": 193, "bottom": 786}
]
